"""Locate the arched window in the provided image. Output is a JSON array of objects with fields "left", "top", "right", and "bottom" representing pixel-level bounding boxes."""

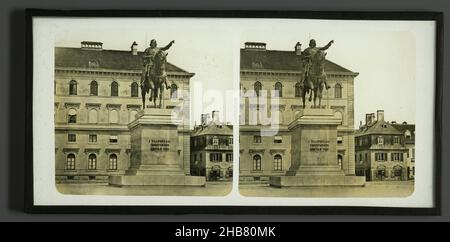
[
  {"left": 69, "top": 80, "right": 77, "bottom": 95},
  {"left": 111, "top": 81, "right": 118, "bottom": 96},
  {"left": 90, "top": 81, "right": 98, "bottom": 96},
  {"left": 170, "top": 84, "right": 178, "bottom": 99},
  {"left": 253, "top": 155, "right": 262, "bottom": 171},
  {"left": 67, "top": 108, "right": 77, "bottom": 123},
  {"left": 295, "top": 82, "right": 302, "bottom": 97},
  {"left": 334, "top": 83, "right": 342, "bottom": 99},
  {"left": 109, "top": 109, "right": 119, "bottom": 124},
  {"left": 88, "top": 109, "right": 98, "bottom": 123},
  {"left": 393, "top": 165, "right": 403, "bottom": 178},
  {"left": 109, "top": 154, "right": 118, "bottom": 170},
  {"left": 66, "top": 154, "right": 75, "bottom": 170},
  {"left": 274, "top": 82, "right": 282, "bottom": 97},
  {"left": 254, "top": 81, "right": 262, "bottom": 96},
  {"left": 273, "top": 154, "right": 282, "bottom": 171},
  {"left": 131, "top": 82, "right": 139, "bottom": 97},
  {"left": 88, "top": 154, "right": 97, "bottom": 170}
]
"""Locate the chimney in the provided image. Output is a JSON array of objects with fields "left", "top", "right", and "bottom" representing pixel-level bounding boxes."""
[
  {"left": 81, "top": 41, "right": 103, "bottom": 50},
  {"left": 201, "top": 114, "right": 210, "bottom": 125},
  {"left": 295, "top": 42, "right": 302, "bottom": 55},
  {"left": 365, "top": 113, "right": 371, "bottom": 125},
  {"left": 130, "top": 41, "right": 138, "bottom": 55},
  {"left": 212, "top": 110, "right": 220, "bottom": 122},
  {"left": 377, "top": 110, "right": 384, "bottom": 121},
  {"left": 244, "top": 42, "right": 266, "bottom": 51}
]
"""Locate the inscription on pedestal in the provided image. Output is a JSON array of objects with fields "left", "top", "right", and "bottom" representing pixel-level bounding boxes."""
[
  {"left": 309, "top": 140, "right": 330, "bottom": 152},
  {"left": 149, "top": 139, "right": 171, "bottom": 152}
]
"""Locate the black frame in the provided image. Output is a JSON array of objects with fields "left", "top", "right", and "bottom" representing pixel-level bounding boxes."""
[{"left": 25, "top": 9, "right": 443, "bottom": 215}]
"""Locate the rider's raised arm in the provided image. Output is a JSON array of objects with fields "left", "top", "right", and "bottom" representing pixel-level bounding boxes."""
[
  {"left": 319, "top": 40, "right": 334, "bottom": 51},
  {"left": 161, "top": 40, "right": 175, "bottom": 51}
]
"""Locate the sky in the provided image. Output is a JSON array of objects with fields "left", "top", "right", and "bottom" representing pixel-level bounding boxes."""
[{"left": 51, "top": 18, "right": 429, "bottom": 126}]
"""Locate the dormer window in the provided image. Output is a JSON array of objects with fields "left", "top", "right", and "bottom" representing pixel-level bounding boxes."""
[{"left": 405, "top": 130, "right": 412, "bottom": 139}]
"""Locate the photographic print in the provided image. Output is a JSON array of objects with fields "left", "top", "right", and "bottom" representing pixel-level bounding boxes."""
[
  {"left": 27, "top": 10, "right": 441, "bottom": 214},
  {"left": 51, "top": 19, "right": 236, "bottom": 196},
  {"left": 239, "top": 31, "right": 417, "bottom": 198}
]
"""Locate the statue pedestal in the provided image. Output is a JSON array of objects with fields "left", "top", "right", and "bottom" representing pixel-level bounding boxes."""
[
  {"left": 269, "top": 109, "right": 365, "bottom": 187},
  {"left": 109, "top": 109, "right": 205, "bottom": 186}
]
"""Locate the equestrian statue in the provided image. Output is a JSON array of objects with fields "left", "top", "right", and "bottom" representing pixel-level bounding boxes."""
[
  {"left": 141, "top": 39, "right": 175, "bottom": 108},
  {"left": 299, "top": 39, "right": 333, "bottom": 109}
]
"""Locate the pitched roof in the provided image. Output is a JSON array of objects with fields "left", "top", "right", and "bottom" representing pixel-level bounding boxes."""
[
  {"left": 191, "top": 121, "right": 233, "bottom": 136},
  {"left": 392, "top": 123, "right": 416, "bottom": 143},
  {"left": 240, "top": 49, "right": 355, "bottom": 73},
  {"left": 55, "top": 47, "right": 191, "bottom": 74},
  {"left": 356, "top": 120, "right": 403, "bottom": 137}
]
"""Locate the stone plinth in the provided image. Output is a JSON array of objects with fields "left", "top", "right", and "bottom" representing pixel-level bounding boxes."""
[
  {"left": 270, "top": 108, "right": 365, "bottom": 187},
  {"left": 109, "top": 108, "right": 205, "bottom": 186}
]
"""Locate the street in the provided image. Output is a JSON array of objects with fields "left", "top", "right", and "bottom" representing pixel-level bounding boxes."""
[
  {"left": 239, "top": 181, "right": 415, "bottom": 197},
  {"left": 56, "top": 181, "right": 232, "bottom": 196}
]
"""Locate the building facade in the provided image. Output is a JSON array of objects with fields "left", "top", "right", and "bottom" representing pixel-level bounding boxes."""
[
  {"left": 190, "top": 111, "right": 233, "bottom": 181},
  {"left": 239, "top": 42, "right": 359, "bottom": 182},
  {"left": 355, "top": 111, "right": 411, "bottom": 181},
  {"left": 392, "top": 123, "right": 416, "bottom": 180},
  {"left": 54, "top": 41, "right": 194, "bottom": 183}
]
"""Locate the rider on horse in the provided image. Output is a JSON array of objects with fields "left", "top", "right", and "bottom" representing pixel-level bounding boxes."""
[
  {"left": 141, "top": 39, "right": 175, "bottom": 90},
  {"left": 301, "top": 39, "right": 333, "bottom": 91}
]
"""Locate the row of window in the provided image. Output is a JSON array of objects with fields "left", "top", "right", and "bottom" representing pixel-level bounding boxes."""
[
  {"left": 374, "top": 152, "right": 405, "bottom": 162},
  {"left": 252, "top": 81, "right": 343, "bottom": 98},
  {"left": 67, "top": 108, "right": 138, "bottom": 124},
  {"left": 66, "top": 153, "right": 118, "bottom": 170},
  {"left": 68, "top": 134, "right": 118, "bottom": 144},
  {"left": 210, "top": 153, "right": 233, "bottom": 162},
  {"left": 253, "top": 135, "right": 283, "bottom": 144},
  {"left": 252, "top": 154, "right": 283, "bottom": 171},
  {"left": 377, "top": 136, "right": 400, "bottom": 145},
  {"left": 211, "top": 136, "right": 233, "bottom": 146},
  {"left": 193, "top": 153, "right": 233, "bottom": 162},
  {"left": 357, "top": 135, "right": 402, "bottom": 146},
  {"left": 68, "top": 80, "right": 178, "bottom": 98},
  {"left": 192, "top": 136, "right": 234, "bottom": 148},
  {"left": 251, "top": 136, "right": 343, "bottom": 144}
]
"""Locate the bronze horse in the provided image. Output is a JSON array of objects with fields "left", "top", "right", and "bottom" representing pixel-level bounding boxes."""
[
  {"left": 300, "top": 50, "right": 328, "bottom": 109},
  {"left": 141, "top": 50, "right": 171, "bottom": 108}
]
